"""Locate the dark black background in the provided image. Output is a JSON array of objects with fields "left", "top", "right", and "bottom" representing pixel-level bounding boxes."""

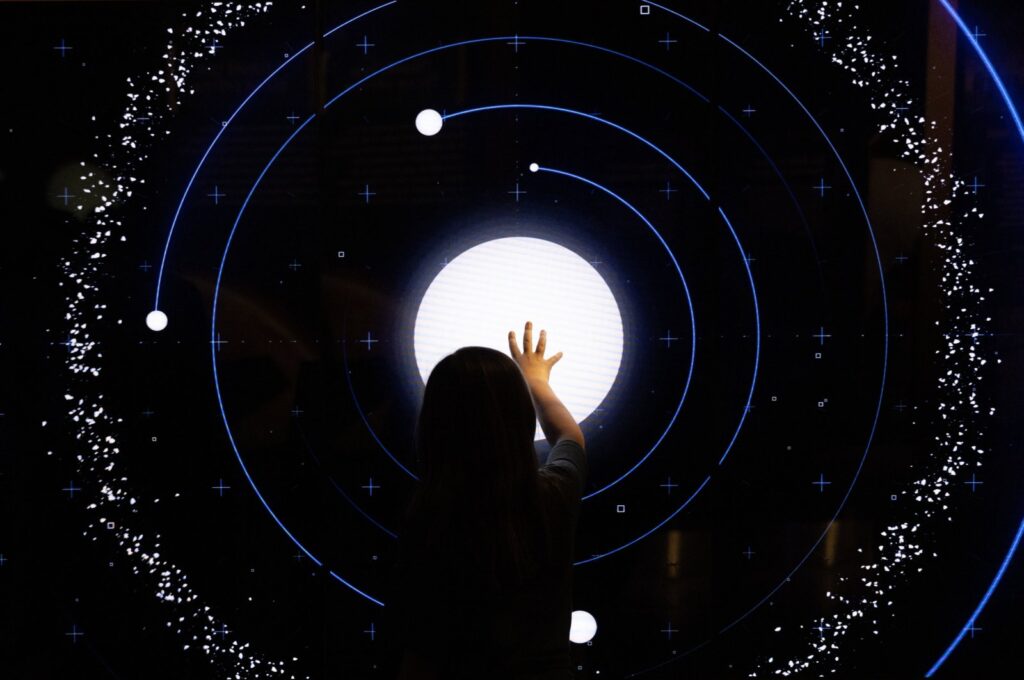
[{"left": 2, "top": 1, "right": 1023, "bottom": 678}]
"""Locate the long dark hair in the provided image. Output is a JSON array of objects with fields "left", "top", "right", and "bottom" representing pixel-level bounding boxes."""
[{"left": 399, "top": 346, "right": 554, "bottom": 592}]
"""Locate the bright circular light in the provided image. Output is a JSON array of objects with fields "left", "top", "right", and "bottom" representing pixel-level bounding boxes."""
[
  {"left": 529, "top": 162, "right": 540, "bottom": 173},
  {"left": 146, "top": 310, "right": 168, "bottom": 332},
  {"left": 569, "top": 610, "right": 598, "bottom": 643},
  {"left": 415, "top": 108, "right": 444, "bottom": 136},
  {"left": 413, "top": 237, "right": 624, "bottom": 441}
]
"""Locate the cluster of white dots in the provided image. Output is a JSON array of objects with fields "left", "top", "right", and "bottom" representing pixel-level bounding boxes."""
[
  {"left": 57, "top": 2, "right": 311, "bottom": 677},
  {"left": 53, "top": 0, "right": 1002, "bottom": 675},
  {"left": 749, "top": 2, "right": 997, "bottom": 676}
]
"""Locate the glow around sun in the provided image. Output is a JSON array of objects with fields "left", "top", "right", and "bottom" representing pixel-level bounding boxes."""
[{"left": 413, "top": 236, "right": 624, "bottom": 441}]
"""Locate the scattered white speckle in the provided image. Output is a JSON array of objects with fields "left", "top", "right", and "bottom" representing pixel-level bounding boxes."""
[
  {"left": 61, "top": 2, "right": 308, "bottom": 678},
  {"left": 749, "top": 4, "right": 995, "bottom": 676}
]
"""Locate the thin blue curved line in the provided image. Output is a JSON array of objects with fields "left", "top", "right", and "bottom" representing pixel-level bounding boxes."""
[
  {"left": 334, "top": 98, "right": 754, "bottom": 487},
  {"left": 322, "top": 1, "right": 397, "bottom": 39},
  {"left": 716, "top": 103, "right": 829, "bottom": 301},
  {"left": 213, "top": 96, "right": 759, "bottom": 562},
  {"left": 445, "top": 104, "right": 711, "bottom": 201},
  {"left": 335, "top": 155, "right": 710, "bottom": 503},
  {"left": 323, "top": 476, "right": 398, "bottom": 539},
  {"left": 716, "top": 207, "right": 760, "bottom": 465},
  {"left": 153, "top": 0, "right": 398, "bottom": 310},
  {"left": 210, "top": 111, "right": 384, "bottom": 608},
  {"left": 715, "top": 27, "right": 890, "bottom": 632},
  {"left": 202, "top": 33, "right": 740, "bottom": 603},
  {"left": 447, "top": 104, "right": 761, "bottom": 472},
  {"left": 305, "top": 39, "right": 796, "bottom": 485},
  {"left": 926, "top": 515, "right": 1024, "bottom": 676},
  {"left": 329, "top": 569, "right": 374, "bottom": 593},
  {"left": 575, "top": 476, "right": 711, "bottom": 565},
  {"left": 296, "top": 420, "right": 398, "bottom": 538},
  {"left": 212, "top": 115, "right": 322, "bottom": 562},
  {"left": 627, "top": 7, "right": 890, "bottom": 672},
  {"left": 534, "top": 165, "right": 698, "bottom": 499},
  {"left": 161, "top": 31, "right": 713, "bottom": 310},
  {"left": 641, "top": 0, "right": 711, "bottom": 32},
  {"left": 340, "top": 326, "right": 418, "bottom": 479},
  {"left": 444, "top": 103, "right": 760, "bottom": 498},
  {"left": 927, "top": 1, "right": 1024, "bottom": 674},
  {"left": 199, "top": 23, "right": 849, "bottom": 608},
  {"left": 194, "top": 16, "right": 886, "bottom": 619},
  {"left": 326, "top": 35, "right": 708, "bottom": 110}
]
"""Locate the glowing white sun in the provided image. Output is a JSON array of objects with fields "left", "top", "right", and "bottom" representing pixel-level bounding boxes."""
[
  {"left": 413, "top": 237, "right": 624, "bottom": 441},
  {"left": 569, "top": 610, "right": 598, "bottom": 643}
]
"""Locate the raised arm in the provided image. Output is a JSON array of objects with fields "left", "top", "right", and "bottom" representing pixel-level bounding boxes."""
[{"left": 508, "top": 321, "right": 585, "bottom": 449}]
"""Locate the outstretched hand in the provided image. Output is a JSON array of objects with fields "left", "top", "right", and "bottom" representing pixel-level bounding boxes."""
[{"left": 508, "top": 321, "right": 563, "bottom": 385}]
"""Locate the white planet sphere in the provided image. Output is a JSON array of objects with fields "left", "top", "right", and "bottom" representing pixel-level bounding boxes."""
[
  {"left": 569, "top": 610, "right": 598, "bottom": 643},
  {"left": 146, "top": 310, "right": 168, "bottom": 332},
  {"left": 415, "top": 108, "right": 444, "bottom": 136},
  {"left": 413, "top": 237, "right": 624, "bottom": 441}
]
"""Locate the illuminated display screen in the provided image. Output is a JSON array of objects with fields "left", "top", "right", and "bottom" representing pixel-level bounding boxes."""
[{"left": 3, "top": 1, "right": 1024, "bottom": 678}]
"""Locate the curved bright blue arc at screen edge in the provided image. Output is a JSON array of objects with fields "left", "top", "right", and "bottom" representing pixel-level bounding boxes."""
[
  {"left": 927, "top": 0, "right": 1024, "bottom": 675},
  {"left": 153, "top": 0, "right": 399, "bottom": 310},
  {"left": 937, "top": 0, "right": 1024, "bottom": 142},
  {"left": 186, "top": 0, "right": 1024, "bottom": 661},
  {"left": 925, "top": 516, "right": 1024, "bottom": 676}
]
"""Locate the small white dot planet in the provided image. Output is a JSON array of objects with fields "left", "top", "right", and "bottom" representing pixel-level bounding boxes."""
[
  {"left": 569, "top": 610, "right": 597, "bottom": 643},
  {"left": 529, "top": 162, "right": 540, "bottom": 173},
  {"left": 146, "top": 310, "right": 168, "bottom": 332},
  {"left": 415, "top": 109, "right": 444, "bottom": 136}
]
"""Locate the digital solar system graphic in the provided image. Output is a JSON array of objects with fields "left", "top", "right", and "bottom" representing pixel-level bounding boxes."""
[{"left": 2, "top": 1, "right": 1024, "bottom": 678}]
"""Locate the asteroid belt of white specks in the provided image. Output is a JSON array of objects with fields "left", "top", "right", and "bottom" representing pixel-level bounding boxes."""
[
  {"left": 58, "top": 1, "right": 310, "bottom": 677},
  {"left": 747, "top": 2, "right": 997, "bottom": 676},
  {"left": 55, "top": 0, "right": 1000, "bottom": 676}
]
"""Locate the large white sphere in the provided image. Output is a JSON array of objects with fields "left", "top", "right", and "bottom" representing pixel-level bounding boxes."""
[
  {"left": 413, "top": 237, "right": 624, "bottom": 441},
  {"left": 415, "top": 108, "right": 444, "bottom": 136},
  {"left": 569, "top": 610, "right": 598, "bottom": 643},
  {"left": 146, "top": 310, "right": 168, "bottom": 332}
]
